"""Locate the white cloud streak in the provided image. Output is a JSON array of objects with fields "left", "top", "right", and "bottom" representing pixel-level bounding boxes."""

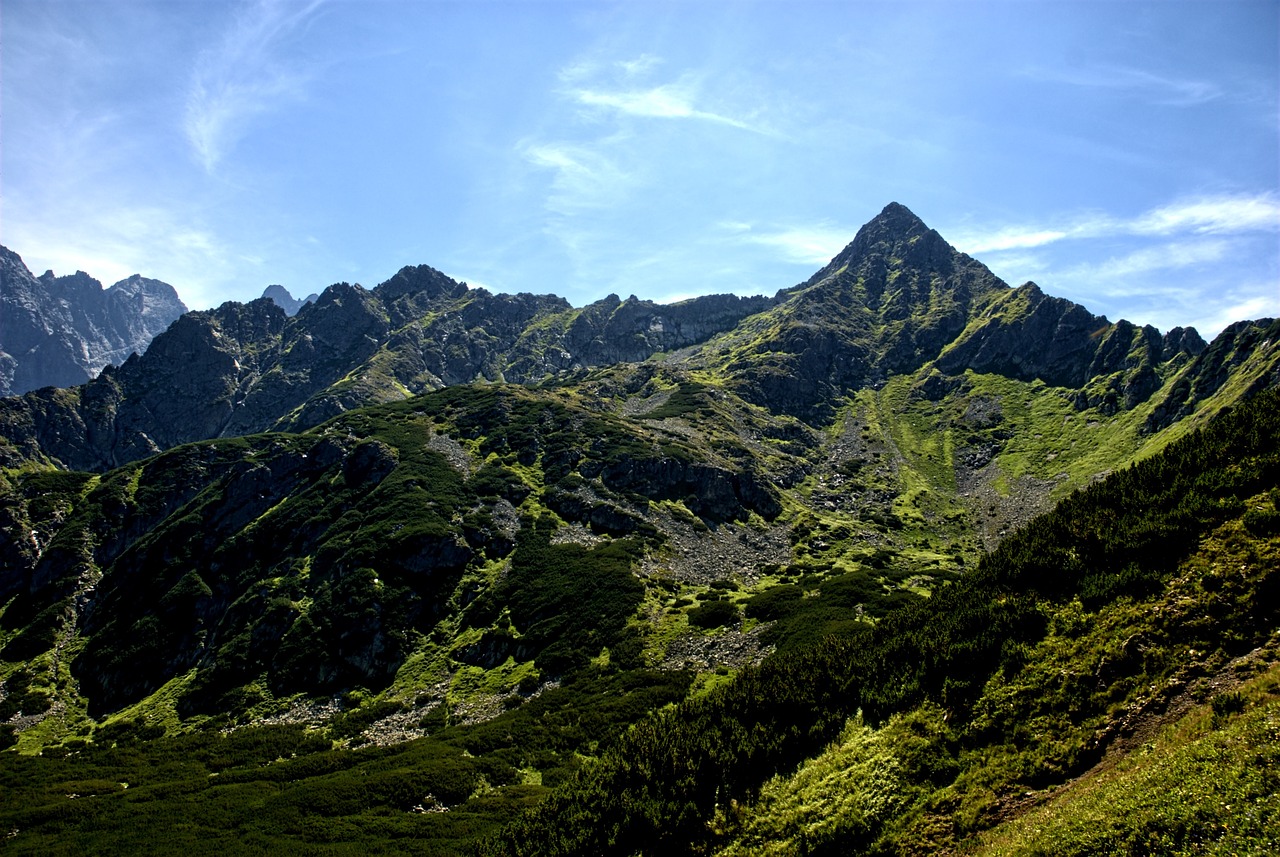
[
  {"left": 953, "top": 193, "right": 1280, "bottom": 255},
  {"left": 960, "top": 228, "right": 1072, "bottom": 253},
  {"left": 1025, "top": 64, "right": 1224, "bottom": 106},
  {"left": 519, "top": 141, "right": 636, "bottom": 213},
  {"left": 185, "top": 0, "right": 325, "bottom": 173},
  {"left": 559, "top": 56, "right": 774, "bottom": 135},
  {"left": 1131, "top": 196, "right": 1280, "bottom": 235},
  {"left": 741, "top": 225, "right": 853, "bottom": 266},
  {"left": 1061, "top": 239, "right": 1233, "bottom": 288},
  {"left": 1195, "top": 293, "right": 1280, "bottom": 334},
  {"left": 617, "top": 54, "right": 663, "bottom": 78},
  {"left": 570, "top": 82, "right": 765, "bottom": 133}
]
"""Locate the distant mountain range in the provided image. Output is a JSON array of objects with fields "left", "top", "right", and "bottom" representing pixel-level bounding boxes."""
[
  {"left": 0, "top": 247, "right": 186, "bottom": 397},
  {"left": 1, "top": 204, "right": 1275, "bottom": 475}
]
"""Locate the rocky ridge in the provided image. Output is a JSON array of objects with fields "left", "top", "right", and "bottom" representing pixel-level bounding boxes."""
[
  {"left": 681, "top": 204, "right": 1216, "bottom": 421},
  {"left": 0, "top": 264, "right": 777, "bottom": 471},
  {"left": 3, "top": 204, "right": 1274, "bottom": 475}
]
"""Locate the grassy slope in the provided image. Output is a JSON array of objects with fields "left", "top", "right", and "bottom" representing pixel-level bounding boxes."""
[
  {"left": 476, "top": 387, "right": 1279, "bottom": 855},
  {"left": 974, "top": 662, "right": 1280, "bottom": 856},
  {"left": 711, "top": 501, "right": 1280, "bottom": 855},
  {"left": 1, "top": 361, "right": 1266, "bottom": 734},
  {"left": 2, "top": 358, "right": 1276, "bottom": 855}
]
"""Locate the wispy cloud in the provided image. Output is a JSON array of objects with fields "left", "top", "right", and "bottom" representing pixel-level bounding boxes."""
[
  {"left": 569, "top": 80, "right": 767, "bottom": 133},
  {"left": 617, "top": 54, "right": 664, "bottom": 78},
  {"left": 721, "top": 221, "right": 849, "bottom": 264},
  {"left": 559, "top": 54, "right": 664, "bottom": 84},
  {"left": 959, "top": 227, "right": 1073, "bottom": 253},
  {"left": 6, "top": 194, "right": 239, "bottom": 310},
  {"left": 953, "top": 193, "right": 1280, "bottom": 254},
  {"left": 1195, "top": 292, "right": 1280, "bottom": 334},
  {"left": 1024, "top": 63, "right": 1224, "bottom": 106},
  {"left": 1062, "top": 239, "right": 1233, "bottom": 288},
  {"left": 185, "top": 0, "right": 326, "bottom": 172},
  {"left": 1131, "top": 196, "right": 1280, "bottom": 235},
  {"left": 559, "top": 55, "right": 775, "bottom": 135},
  {"left": 519, "top": 141, "right": 636, "bottom": 213}
]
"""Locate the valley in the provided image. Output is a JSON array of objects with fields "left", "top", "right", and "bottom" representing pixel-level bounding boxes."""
[{"left": 1, "top": 203, "right": 1277, "bottom": 854}]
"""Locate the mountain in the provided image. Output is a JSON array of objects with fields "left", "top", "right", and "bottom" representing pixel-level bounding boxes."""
[
  {"left": 0, "top": 246, "right": 187, "bottom": 397},
  {"left": 262, "top": 284, "right": 318, "bottom": 316},
  {"left": 680, "top": 203, "right": 1236, "bottom": 424},
  {"left": 479, "top": 388, "right": 1280, "bottom": 856},
  {"left": 3, "top": 204, "right": 1275, "bottom": 478},
  {"left": 0, "top": 203, "right": 1277, "bottom": 854},
  {"left": 0, "top": 268, "right": 778, "bottom": 471},
  {"left": 1, "top": 387, "right": 1274, "bottom": 855}
]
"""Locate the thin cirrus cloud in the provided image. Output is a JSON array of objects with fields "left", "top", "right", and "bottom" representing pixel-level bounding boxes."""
[
  {"left": 952, "top": 193, "right": 1280, "bottom": 254},
  {"left": 569, "top": 82, "right": 765, "bottom": 133},
  {"left": 725, "top": 222, "right": 854, "bottom": 266},
  {"left": 1061, "top": 239, "right": 1233, "bottom": 289},
  {"left": 184, "top": 0, "right": 326, "bottom": 173},
  {"left": 1198, "top": 293, "right": 1279, "bottom": 333},
  {"left": 1022, "top": 63, "right": 1224, "bottom": 106},
  {"left": 1131, "top": 195, "right": 1280, "bottom": 235},
  {"left": 520, "top": 56, "right": 777, "bottom": 264},
  {"left": 519, "top": 141, "right": 636, "bottom": 213},
  {"left": 560, "top": 56, "right": 773, "bottom": 135}
]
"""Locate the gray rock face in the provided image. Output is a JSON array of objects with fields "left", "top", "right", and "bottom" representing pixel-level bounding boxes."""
[
  {"left": 567, "top": 292, "right": 778, "bottom": 367},
  {"left": 1143, "top": 317, "right": 1280, "bottom": 432},
  {"left": 936, "top": 282, "right": 1195, "bottom": 389},
  {"left": 0, "top": 246, "right": 187, "bottom": 396}
]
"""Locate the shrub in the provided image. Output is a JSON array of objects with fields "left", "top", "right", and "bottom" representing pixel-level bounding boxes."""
[{"left": 688, "top": 600, "right": 739, "bottom": 629}]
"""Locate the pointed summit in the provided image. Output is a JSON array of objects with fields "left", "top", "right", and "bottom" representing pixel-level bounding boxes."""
[
  {"left": 699, "top": 204, "right": 1010, "bottom": 419},
  {"left": 262, "top": 284, "right": 318, "bottom": 316},
  {"left": 858, "top": 201, "right": 932, "bottom": 243},
  {"left": 808, "top": 202, "right": 957, "bottom": 285},
  {"left": 791, "top": 202, "right": 1004, "bottom": 309}
]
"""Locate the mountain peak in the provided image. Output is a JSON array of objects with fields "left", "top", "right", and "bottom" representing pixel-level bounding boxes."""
[
  {"left": 374, "top": 264, "right": 468, "bottom": 303},
  {"left": 797, "top": 202, "right": 986, "bottom": 298},
  {"left": 0, "top": 246, "right": 186, "bottom": 395},
  {"left": 846, "top": 201, "right": 940, "bottom": 257},
  {"left": 262, "top": 283, "right": 318, "bottom": 316},
  {"left": 869, "top": 200, "right": 929, "bottom": 232}
]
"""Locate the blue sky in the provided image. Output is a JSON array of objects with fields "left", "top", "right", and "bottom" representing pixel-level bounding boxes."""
[{"left": 3, "top": 0, "right": 1277, "bottom": 336}]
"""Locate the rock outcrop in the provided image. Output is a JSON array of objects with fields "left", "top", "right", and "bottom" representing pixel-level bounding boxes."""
[
  {"left": 1144, "top": 317, "right": 1280, "bottom": 432},
  {"left": 935, "top": 282, "right": 1208, "bottom": 406}
]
